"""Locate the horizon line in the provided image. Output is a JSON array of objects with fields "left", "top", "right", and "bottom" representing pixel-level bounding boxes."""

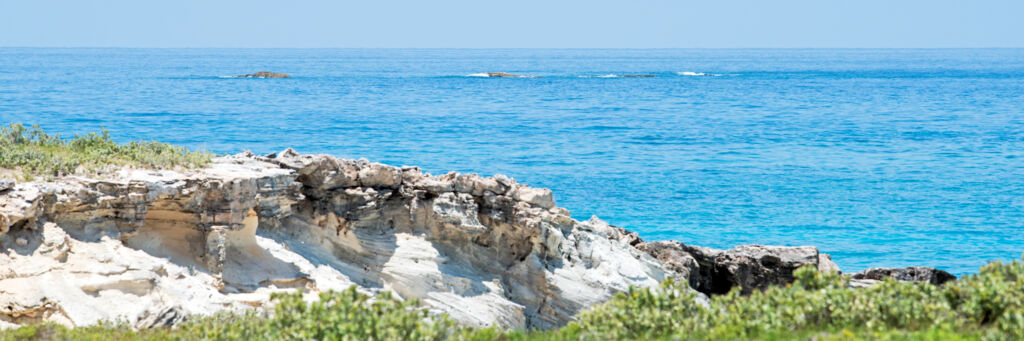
[{"left": 3, "top": 46, "right": 1024, "bottom": 50}]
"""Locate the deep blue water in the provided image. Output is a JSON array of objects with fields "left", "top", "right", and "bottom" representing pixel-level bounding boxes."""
[{"left": 1, "top": 48, "right": 1023, "bottom": 274}]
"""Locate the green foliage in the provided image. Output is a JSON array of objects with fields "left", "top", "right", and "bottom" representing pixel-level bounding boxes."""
[
  {"left": 0, "top": 123, "right": 212, "bottom": 180},
  {"left": 562, "top": 259, "right": 1024, "bottom": 340},
  {"left": 3, "top": 120, "right": 1024, "bottom": 340}
]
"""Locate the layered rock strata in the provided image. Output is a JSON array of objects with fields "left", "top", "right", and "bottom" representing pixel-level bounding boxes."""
[
  {"left": 0, "top": 151, "right": 664, "bottom": 329},
  {"left": 0, "top": 150, "right": 954, "bottom": 330}
]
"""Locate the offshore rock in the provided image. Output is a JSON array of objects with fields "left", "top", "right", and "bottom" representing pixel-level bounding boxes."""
[
  {"left": 638, "top": 241, "right": 839, "bottom": 295},
  {"left": 483, "top": 72, "right": 540, "bottom": 78},
  {"left": 233, "top": 71, "right": 291, "bottom": 78},
  {"left": 0, "top": 151, "right": 665, "bottom": 329},
  {"left": 851, "top": 267, "right": 956, "bottom": 285}
]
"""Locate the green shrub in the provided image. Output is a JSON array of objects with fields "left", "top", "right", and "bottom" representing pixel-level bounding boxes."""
[
  {"left": 562, "top": 259, "right": 1024, "bottom": 340},
  {"left": 0, "top": 123, "right": 213, "bottom": 180}
]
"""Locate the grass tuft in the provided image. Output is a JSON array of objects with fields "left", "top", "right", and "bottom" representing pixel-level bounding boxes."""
[{"left": 0, "top": 123, "right": 213, "bottom": 180}]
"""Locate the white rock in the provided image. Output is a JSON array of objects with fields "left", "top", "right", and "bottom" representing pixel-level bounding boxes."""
[
  {"left": 0, "top": 152, "right": 668, "bottom": 330},
  {"left": 511, "top": 185, "right": 555, "bottom": 209},
  {"left": 0, "top": 178, "right": 15, "bottom": 192}
]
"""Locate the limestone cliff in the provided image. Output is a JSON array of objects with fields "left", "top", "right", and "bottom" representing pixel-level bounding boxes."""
[
  {"left": 7, "top": 150, "right": 946, "bottom": 331},
  {"left": 0, "top": 150, "right": 667, "bottom": 329}
]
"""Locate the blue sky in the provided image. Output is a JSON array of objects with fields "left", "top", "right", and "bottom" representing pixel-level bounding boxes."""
[{"left": 2, "top": 0, "right": 1022, "bottom": 48}]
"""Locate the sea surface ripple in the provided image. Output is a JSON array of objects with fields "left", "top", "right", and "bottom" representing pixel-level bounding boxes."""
[{"left": 1, "top": 48, "right": 1022, "bottom": 274}]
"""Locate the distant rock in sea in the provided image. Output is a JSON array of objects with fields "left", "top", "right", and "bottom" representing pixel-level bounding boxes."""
[
  {"left": 233, "top": 71, "right": 291, "bottom": 78},
  {"left": 586, "top": 74, "right": 657, "bottom": 78},
  {"left": 468, "top": 72, "right": 540, "bottom": 78}
]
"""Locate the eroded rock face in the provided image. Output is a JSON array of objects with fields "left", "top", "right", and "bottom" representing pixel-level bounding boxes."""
[
  {"left": 233, "top": 71, "right": 291, "bottom": 78},
  {"left": 3, "top": 149, "right": 949, "bottom": 330},
  {"left": 851, "top": 267, "right": 956, "bottom": 285},
  {"left": 638, "top": 241, "right": 839, "bottom": 295},
  {"left": 0, "top": 151, "right": 664, "bottom": 329}
]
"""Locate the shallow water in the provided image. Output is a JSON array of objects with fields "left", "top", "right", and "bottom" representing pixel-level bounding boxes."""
[{"left": 1, "top": 48, "right": 1022, "bottom": 274}]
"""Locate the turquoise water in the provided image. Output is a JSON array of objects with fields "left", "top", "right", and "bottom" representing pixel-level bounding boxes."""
[{"left": 1, "top": 48, "right": 1022, "bottom": 274}]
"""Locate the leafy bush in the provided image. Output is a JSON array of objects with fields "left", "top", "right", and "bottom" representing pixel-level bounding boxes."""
[
  {"left": 562, "top": 258, "right": 1024, "bottom": 340},
  {"left": 0, "top": 123, "right": 212, "bottom": 180}
]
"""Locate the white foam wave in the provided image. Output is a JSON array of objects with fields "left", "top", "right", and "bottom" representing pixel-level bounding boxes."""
[
  {"left": 677, "top": 71, "right": 720, "bottom": 76},
  {"left": 581, "top": 74, "right": 656, "bottom": 78},
  {"left": 466, "top": 73, "right": 491, "bottom": 77}
]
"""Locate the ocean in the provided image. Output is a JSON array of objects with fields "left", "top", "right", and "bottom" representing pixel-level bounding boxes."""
[{"left": 1, "top": 48, "right": 1022, "bottom": 274}]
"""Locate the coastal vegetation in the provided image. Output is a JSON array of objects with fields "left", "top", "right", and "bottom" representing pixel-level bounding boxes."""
[
  {"left": 0, "top": 123, "right": 213, "bottom": 181},
  {"left": 1, "top": 124, "right": 1019, "bottom": 340},
  {"left": 5, "top": 258, "right": 1024, "bottom": 340}
]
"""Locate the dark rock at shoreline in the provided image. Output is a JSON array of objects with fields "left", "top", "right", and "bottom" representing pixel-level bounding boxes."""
[
  {"left": 638, "top": 241, "right": 839, "bottom": 295},
  {"left": 636, "top": 241, "right": 701, "bottom": 284},
  {"left": 233, "top": 71, "right": 291, "bottom": 78},
  {"left": 851, "top": 267, "right": 956, "bottom": 285}
]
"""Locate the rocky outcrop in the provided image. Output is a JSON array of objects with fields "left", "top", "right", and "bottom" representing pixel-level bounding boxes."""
[
  {"left": 0, "top": 151, "right": 664, "bottom": 329},
  {"left": 233, "top": 71, "right": 291, "bottom": 78},
  {"left": 637, "top": 241, "right": 839, "bottom": 295},
  {"left": 851, "top": 267, "right": 956, "bottom": 285},
  {"left": 476, "top": 72, "right": 540, "bottom": 78},
  {"left": 1, "top": 149, "right": 956, "bottom": 330}
]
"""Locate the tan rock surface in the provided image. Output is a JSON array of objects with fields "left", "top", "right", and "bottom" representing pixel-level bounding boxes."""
[{"left": 0, "top": 151, "right": 664, "bottom": 329}]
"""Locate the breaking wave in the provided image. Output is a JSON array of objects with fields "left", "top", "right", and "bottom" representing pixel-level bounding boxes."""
[{"left": 677, "top": 71, "right": 720, "bottom": 76}]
